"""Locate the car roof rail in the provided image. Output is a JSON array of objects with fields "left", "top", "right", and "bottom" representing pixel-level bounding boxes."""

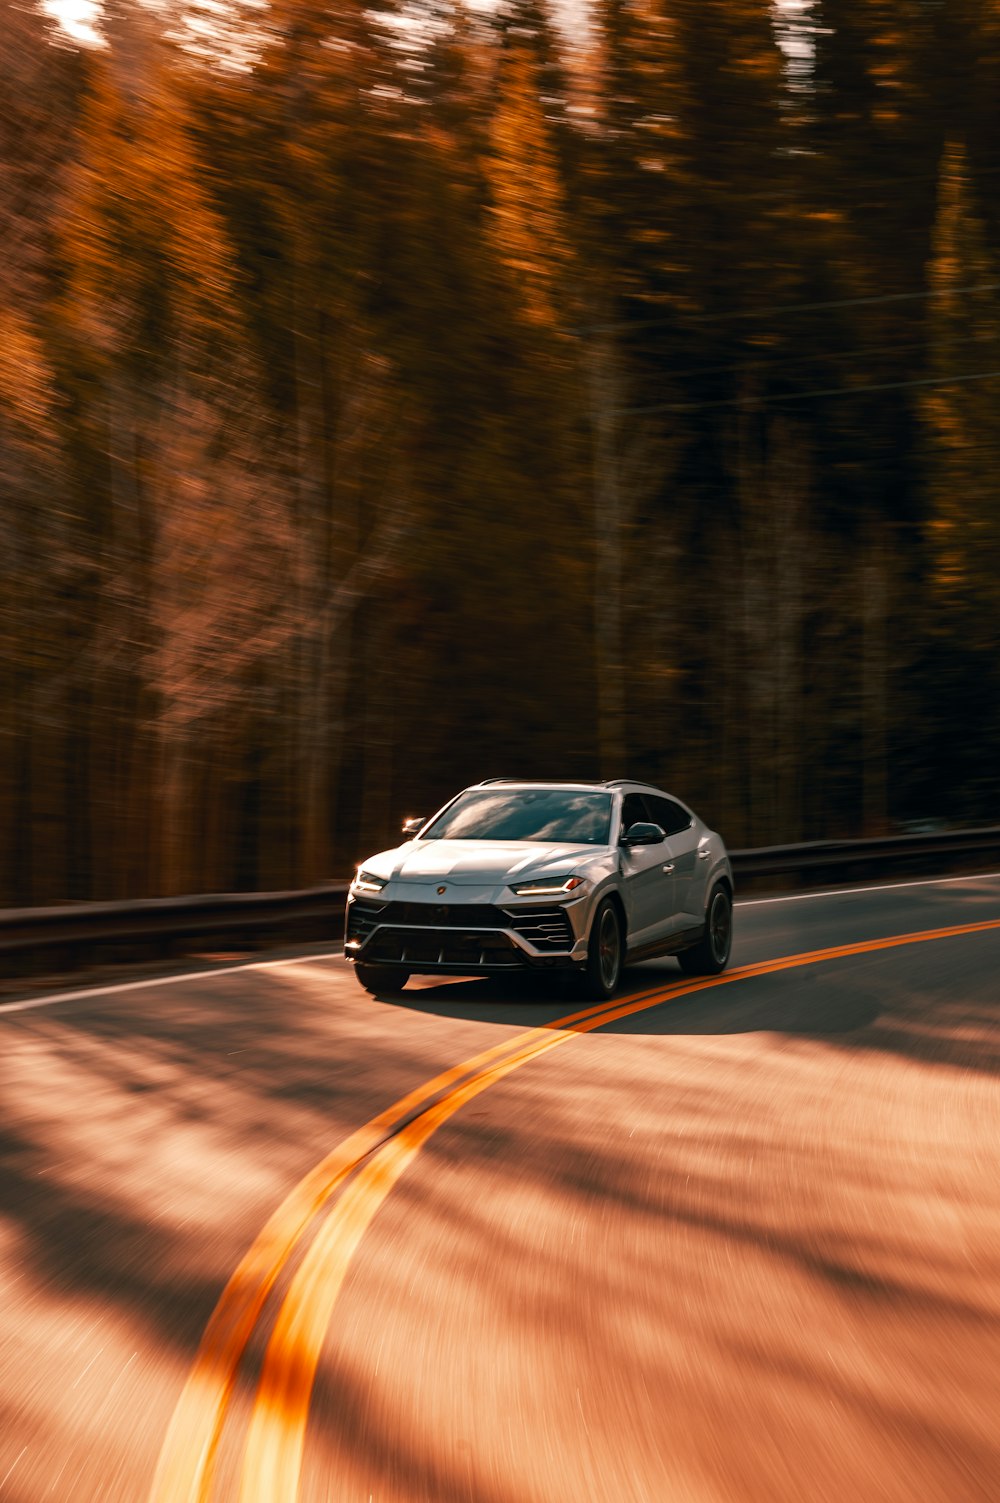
[
  {"left": 476, "top": 777, "right": 616, "bottom": 788},
  {"left": 602, "top": 778, "right": 668, "bottom": 793},
  {"left": 475, "top": 777, "right": 587, "bottom": 788}
]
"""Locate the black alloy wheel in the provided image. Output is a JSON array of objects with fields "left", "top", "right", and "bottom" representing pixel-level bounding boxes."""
[
  {"left": 354, "top": 963, "right": 411, "bottom": 996},
  {"left": 580, "top": 898, "right": 623, "bottom": 1001},
  {"left": 677, "top": 884, "right": 732, "bottom": 976}
]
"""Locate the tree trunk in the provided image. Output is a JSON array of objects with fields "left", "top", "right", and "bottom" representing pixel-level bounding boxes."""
[
  {"left": 861, "top": 521, "right": 890, "bottom": 836},
  {"left": 589, "top": 330, "right": 627, "bottom": 777},
  {"left": 292, "top": 252, "right": 333, "bottom": 884},
  {"left": 358, "top": 612, "right": 395, "bottom": 859}
]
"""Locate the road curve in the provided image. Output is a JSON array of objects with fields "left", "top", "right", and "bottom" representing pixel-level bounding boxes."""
[{"left": 1, "top": 874, "right": 999, "bottom": 1503}]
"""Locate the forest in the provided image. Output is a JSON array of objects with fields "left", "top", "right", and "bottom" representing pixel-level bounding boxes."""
[{"left": 2, "top": 0, "right": 999, "bottom": 905}]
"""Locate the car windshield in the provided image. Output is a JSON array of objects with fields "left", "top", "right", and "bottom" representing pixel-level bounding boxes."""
[{"left": 422, "top": 789, "right": 613, "bottom": 845}]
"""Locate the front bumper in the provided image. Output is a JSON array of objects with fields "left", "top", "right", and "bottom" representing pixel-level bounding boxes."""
[{"left": 345, "top": 894, "right": 587, "bottom": 972}]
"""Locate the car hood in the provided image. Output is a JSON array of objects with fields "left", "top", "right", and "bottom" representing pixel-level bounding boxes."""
[{"left": 365, "top": 840, "right": 604, "bottom": 886}]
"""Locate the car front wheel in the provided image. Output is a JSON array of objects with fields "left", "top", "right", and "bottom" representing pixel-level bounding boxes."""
[
  {"left": 354, "top": 964, "right": 411, "bottom": 996},
  {"left": 579, "top": 898, "right": 623, "bottom": 1001},
  {"left": 678, "top": 883, "right": 732, "bottom": 976}
]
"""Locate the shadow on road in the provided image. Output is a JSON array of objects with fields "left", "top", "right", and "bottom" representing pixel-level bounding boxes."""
[
  {"left": 1, "top": 922, "right": 999, "bottom": 1503},
  {"left": 382, "top": 938, "right": 1000, "bottom": 1075}
]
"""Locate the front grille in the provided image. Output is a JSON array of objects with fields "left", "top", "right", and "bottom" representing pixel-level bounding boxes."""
[
  {"left": 505, "top": 906, "right": 574, "bottom": 951},
  {"left": 377, "top": 901, "right": 507, "bottom": 929},
  {"left": 348, "top": 897, "right": 575, "bottom": 959},
  {"left": 366, "top": 927, "right": 521, "bottom": 968}
]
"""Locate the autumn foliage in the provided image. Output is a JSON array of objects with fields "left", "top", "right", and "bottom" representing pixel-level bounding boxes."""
[{"left": 1, "top": 0, "right": 999, "bottom": 903}]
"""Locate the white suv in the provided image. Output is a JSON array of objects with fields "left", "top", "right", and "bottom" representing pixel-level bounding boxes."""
[{"left": 345, "top": 779, "right": 733, "bottom": 999}]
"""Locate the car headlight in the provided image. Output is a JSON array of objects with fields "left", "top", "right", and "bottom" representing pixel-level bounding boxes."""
[
  {"left": 353, "top": 869, "right": 387, "bottom": 893},
  {"left": 509, "top": 875, "right": 586, "bottom": 896}
]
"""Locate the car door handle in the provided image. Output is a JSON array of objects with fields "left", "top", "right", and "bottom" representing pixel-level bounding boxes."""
[
  {"left": 662, "top": 863, "right": 675, "bottom": 873},
  {"left": 698, "top": 850, "right": 710, "bottom": 860}
]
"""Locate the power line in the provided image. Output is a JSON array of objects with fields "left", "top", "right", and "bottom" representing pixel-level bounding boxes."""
[
  {"left": 574, "top": 280, "right": 1000, "bottom": 337},
  {"left": 618, "top": 365, "right": 1000, "bottom": 416},
  {"left": 810, "top": 161, "right": 1000, "bottom": 193},
  {"left": 622, "top": 327, "right": 1000, "bottom": 380}
]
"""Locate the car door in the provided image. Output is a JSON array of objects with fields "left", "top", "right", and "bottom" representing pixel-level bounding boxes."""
[
  {"left": 618, "top": 792, "right": 675, "bottom": 951},
  {"left": 646, "top": 795, "right": 699, "bottom": 928}
]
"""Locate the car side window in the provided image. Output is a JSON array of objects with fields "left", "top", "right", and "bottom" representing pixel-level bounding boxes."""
[
  {"left": 620, "top": 793, "right": 650, "bottom": 837},
  {"left": 648, "top": 796, "right": 692, "bottom": 836}
]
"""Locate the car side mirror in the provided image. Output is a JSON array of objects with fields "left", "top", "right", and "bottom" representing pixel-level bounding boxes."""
[
  {"left": 402, "top": 816, "right": 425, "bottom": 836},
  {"left": 621, "top": 821, "right": 666, "bottom": 847}
]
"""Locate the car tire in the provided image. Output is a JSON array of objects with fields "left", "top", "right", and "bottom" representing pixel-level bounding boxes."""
[
  {"left": 677, "top": 883, "right": 732, "bottom": 976},
  {"left": 578, "top": 898, "right": 623, "bottom": 1001},
  {"left": 354, "top": 964, "right": 411, "bottom": 996}
]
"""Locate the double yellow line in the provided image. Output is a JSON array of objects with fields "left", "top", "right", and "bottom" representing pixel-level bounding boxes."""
[{"left": 149, "top": 917, "right": 1000, "bottom": 1503}]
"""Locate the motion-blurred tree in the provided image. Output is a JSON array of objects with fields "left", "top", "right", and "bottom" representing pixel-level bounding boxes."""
[
  {"left": 0, "top": 0, "right": 80, "bottom": 904},
  {"left": 919, "top": 141, "right": 1000, "bottom": 819},
  {"left": 3, "top": 0, "right": 1000, "bottom": 905},
  {"left": 62, "top": 8, "right": 294, "bottom": 894}
]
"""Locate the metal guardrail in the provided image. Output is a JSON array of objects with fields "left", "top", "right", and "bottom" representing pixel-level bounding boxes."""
[
  {"left": 0, "top": 885, "right": 348, "bottom": 957},
  {"left": 729, "top": 825, "right": 1000, "bottom": 881},
  {"left": 1, "top": 826, "right": 998, "bottom": 962}
]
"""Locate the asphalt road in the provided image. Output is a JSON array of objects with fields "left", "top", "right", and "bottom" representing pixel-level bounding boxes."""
[{"left": 1, "top": 874, "right": 999, "bottom": 1503}]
